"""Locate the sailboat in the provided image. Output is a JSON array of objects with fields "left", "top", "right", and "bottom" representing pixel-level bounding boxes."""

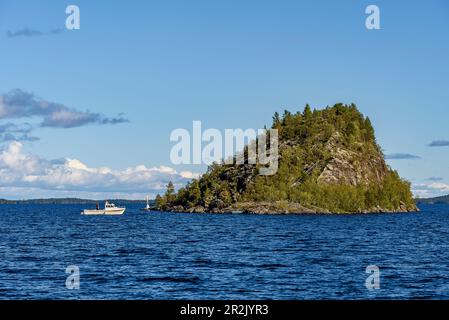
[{"left": 141, "top": 196, "right": 152, "bottom": 211}]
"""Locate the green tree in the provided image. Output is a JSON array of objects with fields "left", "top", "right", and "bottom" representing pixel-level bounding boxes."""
[
  {"left": 188, "top": 180, "right": 201, "bottom": 206},
  {"left": 364, "top": 117, "right": 375, "bottom": 141},
  {"left": 303, "top": 104, "right": 312, "bottom": 119},
  {"left": 155, "top": 194, "right": 166, "bottom": 209},
  {"left": 165, "top": 181, "right": 176, "bottom": 204},
  {"left": 272, "top": 112, "right": 281, "bottom": 128}
]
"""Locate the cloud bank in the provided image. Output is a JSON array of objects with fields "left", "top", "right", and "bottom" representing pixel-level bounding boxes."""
[
  {"left": 0, "top": 89, "right": 128, "bottom": 128},
  {"left": 413, "top": 182, "right": 449, "bottom": 198},
  {"left": 0, "top": 141, "right": 199, "bottom": 199}
]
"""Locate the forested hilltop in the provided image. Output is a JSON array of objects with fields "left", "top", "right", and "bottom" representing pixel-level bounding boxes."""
[{"left": 156, "top": 103, "right": 417, "bottom": 214}]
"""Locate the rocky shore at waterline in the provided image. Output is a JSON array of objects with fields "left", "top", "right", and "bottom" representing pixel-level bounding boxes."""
[{"left": 161, "top": 200, "right": 419, "bottom": 215}]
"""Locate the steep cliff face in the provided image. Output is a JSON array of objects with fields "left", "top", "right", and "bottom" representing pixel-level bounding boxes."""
[
  {"left": 157, "top": 103, "right": 418, "bottom": 214},
  {"left": 317, "top": 132, "right": 388, "bottom": 186}
]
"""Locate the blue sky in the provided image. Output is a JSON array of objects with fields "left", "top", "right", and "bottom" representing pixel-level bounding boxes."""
[{"left": 0, "top": 0, "right": 448, "bottom": 199}]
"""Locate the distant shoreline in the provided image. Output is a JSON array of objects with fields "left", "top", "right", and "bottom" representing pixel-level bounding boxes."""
[
  {"left": 0, "top": 198, "right": 151, "bottom": 205},
  {"left": 415, "top": 195, "right": 449, "bottom": 205}
]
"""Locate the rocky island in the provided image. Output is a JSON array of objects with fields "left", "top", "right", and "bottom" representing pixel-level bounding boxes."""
[{"left": 156, "top": 103, "right": 418, "bottom": 214}]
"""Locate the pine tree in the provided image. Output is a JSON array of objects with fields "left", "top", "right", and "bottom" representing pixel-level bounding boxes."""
[
  {"left": 364, "top": 117, "right": 375, "bottom": 141},
  {"left": 272, "top": 112, "right": 281, "bottom": 129},
  {"left": 165, "top": 181, "right": 175, "bottom": 204},
  {"left": 303, "top": 104, "right": 312, "bottom": 119}
]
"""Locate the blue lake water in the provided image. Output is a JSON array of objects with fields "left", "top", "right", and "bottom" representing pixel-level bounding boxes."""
[{"left": 0, "top": 203, "right": 448, "bottom": 299}]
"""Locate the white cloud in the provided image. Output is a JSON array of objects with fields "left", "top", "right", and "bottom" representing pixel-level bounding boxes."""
[
  {"left": 0, "top": 141, "right": 200, "bottom": 199},
  {"left": 180, "top": 171, "right": 200, "bottom": 179}
]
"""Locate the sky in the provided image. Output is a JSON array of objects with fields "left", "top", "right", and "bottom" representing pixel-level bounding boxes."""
[{"left": 0, "top": 0, "right": 448, "bottom": 199}]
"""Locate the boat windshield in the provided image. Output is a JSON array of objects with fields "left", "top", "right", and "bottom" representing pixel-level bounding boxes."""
[{"left": 105, "top": 202, "right": 116, "bottom": 208}]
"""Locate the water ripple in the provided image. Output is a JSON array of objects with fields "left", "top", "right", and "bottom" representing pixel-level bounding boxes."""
[{"left": 0, "top": 203, "right": 448, "bottom": 299}]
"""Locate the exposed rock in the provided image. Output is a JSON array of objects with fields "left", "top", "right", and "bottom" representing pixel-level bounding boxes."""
[
  {"left": 318, "top": 132, "right": 387, "bottom": 186},
  {"left": 192, "top": 206, "right": 205, "bottom": 213}
]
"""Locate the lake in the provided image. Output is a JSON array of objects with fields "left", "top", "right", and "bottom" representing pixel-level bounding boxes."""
[{"left": 0, "top": 203, "right": 448, "bottom": 299}]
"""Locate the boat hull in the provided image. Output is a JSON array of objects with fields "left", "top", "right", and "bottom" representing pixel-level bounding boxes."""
[{"left": 82, "top": 208, "right": 126, "bottom": 215}]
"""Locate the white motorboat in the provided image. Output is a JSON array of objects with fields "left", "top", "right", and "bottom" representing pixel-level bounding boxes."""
[{"left": 82, "top": 201, "right": 126, "bottom": 215}]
